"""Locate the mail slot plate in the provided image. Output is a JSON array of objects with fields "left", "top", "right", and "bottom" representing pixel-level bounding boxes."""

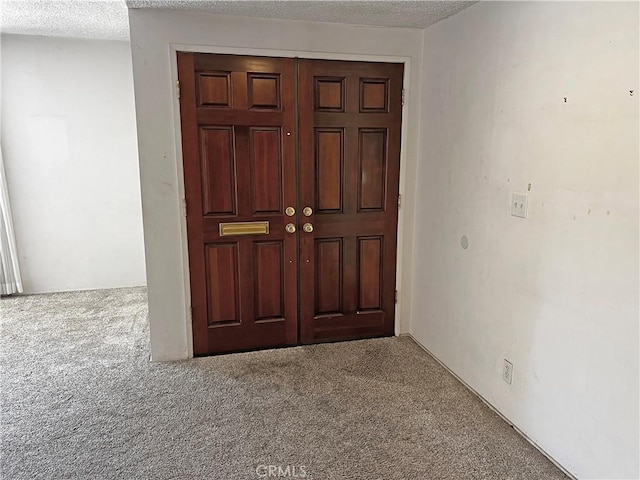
[{"left": 219, "top": 221, "right": 269, "bottom": 236}]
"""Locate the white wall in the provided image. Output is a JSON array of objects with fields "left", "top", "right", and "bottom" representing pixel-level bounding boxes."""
[
  {"left": 414, "top": 2, "right": 639, "bottom": 479},
  {"left": 128, "top": 10, "right": 423, "bottom": 361},
  {"left": 1, "top": 35, "right": 146, "bottom": 293}
]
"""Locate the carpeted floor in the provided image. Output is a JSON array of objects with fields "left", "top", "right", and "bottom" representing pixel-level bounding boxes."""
[{"left": 0, "top": 287, "right": 567, "bottom": 480}]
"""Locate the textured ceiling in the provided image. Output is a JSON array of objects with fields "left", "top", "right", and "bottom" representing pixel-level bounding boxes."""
[
  {"left": 1, "top": 1, "right": 131, "bottom": 40},
  {"left": 1, "top": 0, "right": 476, "bottom": 41},
  {"left": 127, "top": 1, "right": 477, "bottom": 29}
]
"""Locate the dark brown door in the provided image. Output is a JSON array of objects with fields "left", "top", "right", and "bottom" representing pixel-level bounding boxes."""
[
  {"left": 298, "top": 59, "right": 403, "bottom": 344},
  {"left": 177, "top": 53, "right": 298, "bottom": 355},
  {"left": 178, "top": 53, "right": 403, "bottom": 355}
]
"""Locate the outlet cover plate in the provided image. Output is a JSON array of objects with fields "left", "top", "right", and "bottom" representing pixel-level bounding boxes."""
[
  {"left": 503, "top": 359, "right": 513, "bottom": 385},
  {"left": 511, "top": 193, "right": 528, "bottom": 218}
]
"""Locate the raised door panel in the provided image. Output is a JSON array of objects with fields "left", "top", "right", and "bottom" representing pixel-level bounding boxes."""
[
  {"left": 358, "top": 129, "right": 387, "bottom": 212},
  {"left": 315, "top": 129, "right": 344, "bottom": 213},
  {"left": 205, "top": 243, "right": 240, "bottom": 325},
  {"left": 248, "top": 74, "right": 281, "bottom": 110},
  {"left": 315, "top": 239, "right": 343, "bottom": 315},
  {"left": 315, "top": 77, "right": 345, "bottom": 112},
  {"left": 254, "top": 241, "right": 285, "bottom": 321},
  {"left": 360, "top": 78, "right": 389, "bottom": 112},
  {"left": 200, "top": 127, "right": 236, "bottom": 216},
  {"left": 250, "top": 128, "right": 282, "bottom": 214},
  {"left": 357, "top": 236, "right": 383, "bottom": 311},
  {"left": 197, "top": 72, "right": 232, "bottom": 107}
]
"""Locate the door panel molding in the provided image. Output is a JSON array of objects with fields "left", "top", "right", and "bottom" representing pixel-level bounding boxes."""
[{"left": 315, "top": 128, "right": 345, "bottom": 214}]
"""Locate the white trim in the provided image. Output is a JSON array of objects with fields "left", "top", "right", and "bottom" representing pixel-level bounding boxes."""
[
  {"left": 402, "top": 333, "right": 578, "bottom": 480},
  {"left": 169, "top": 43, "right": 413, "bottom": 357}
]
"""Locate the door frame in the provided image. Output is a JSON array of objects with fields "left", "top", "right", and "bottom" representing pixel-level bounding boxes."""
[{"left": 169, "top": 44, "right": 413, "bottom": 358}]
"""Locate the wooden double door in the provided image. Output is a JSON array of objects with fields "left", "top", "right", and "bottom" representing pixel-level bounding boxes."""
[{"left": 177, "top": 53, "right": 403, "bottom": 356}]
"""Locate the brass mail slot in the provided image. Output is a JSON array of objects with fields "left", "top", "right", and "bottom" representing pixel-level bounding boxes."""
[{"left": 219, "top": 221, "right": 269, "bottom": 236}]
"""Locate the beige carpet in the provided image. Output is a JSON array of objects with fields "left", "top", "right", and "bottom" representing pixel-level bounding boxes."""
[{"left": 0, "top": 287, "right": 567, "bottom": 480}]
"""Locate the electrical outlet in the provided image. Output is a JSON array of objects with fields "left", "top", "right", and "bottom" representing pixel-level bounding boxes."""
[
  {"left": 511, "top": 193, "right": 528, "bottom": 218},
  {"left": 503, "top": 359, "right": 513, "bottom": 385}
]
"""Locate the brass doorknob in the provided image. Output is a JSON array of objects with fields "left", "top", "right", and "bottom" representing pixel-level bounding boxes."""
[
  {"left": 302, "top": 206, "right": 313, "bottom": 217},
  {"left": 285, "top": 223, "right": 296, "bottom": 234},
  {"left": 302, "top": 223, "right": 313, "bottom": 233},
  {"left": 285, "top": 206, "right": 295, "bottom": 217}
]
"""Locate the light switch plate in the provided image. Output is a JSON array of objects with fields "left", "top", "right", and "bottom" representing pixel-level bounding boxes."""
[{"left": 511, "top": 193, "right": 528, "bottom": 218}]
